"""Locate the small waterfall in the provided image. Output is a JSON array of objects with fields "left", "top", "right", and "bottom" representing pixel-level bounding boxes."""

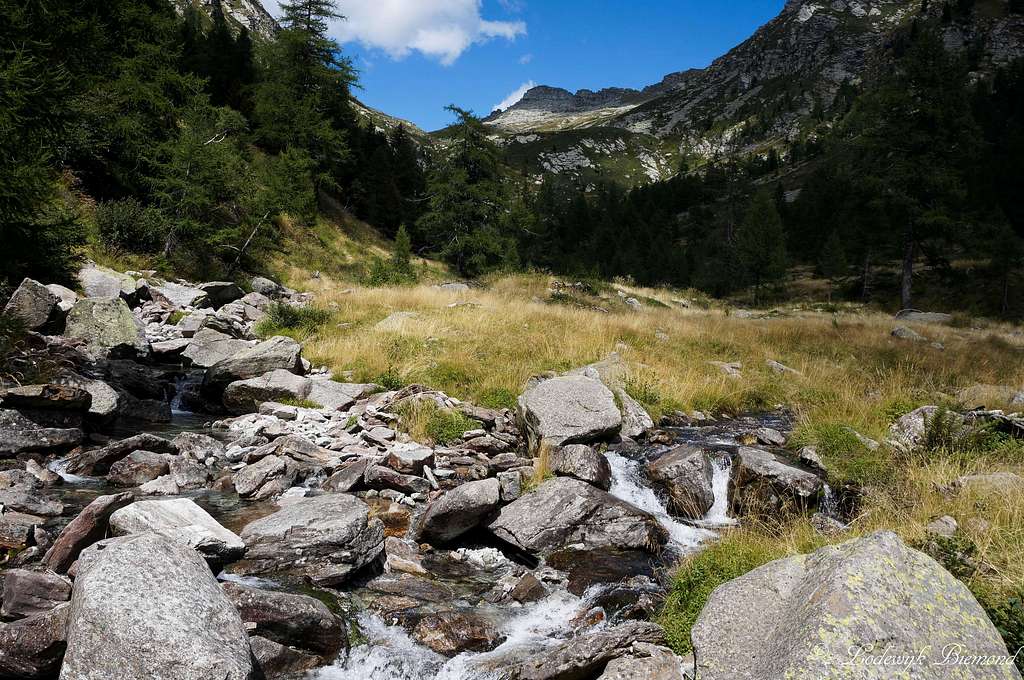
[
  {"left": 820, "top": 483, "right": 840, "bottom": 519},
  {"left": 171, "top": 374, "right": 190, "bottom": 415},
  {"left": 703, "top": 456, "right": 737, "bottom": 527},
  {"left": 605, "top": 452, "right": 715, "bottom": 549},
  {"left": 47, "top": 459, "right": 92, "bottom": 485}
]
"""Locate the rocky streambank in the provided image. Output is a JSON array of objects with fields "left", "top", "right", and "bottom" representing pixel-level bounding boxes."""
[{"left": 1, "top": 266, "right": 1022, "bottom": 679}]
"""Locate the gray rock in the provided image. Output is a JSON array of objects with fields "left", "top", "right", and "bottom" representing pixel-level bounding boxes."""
[
  {"left": 182, "top": 328, "right": 254, "bottom": 368},
  {"left": 732, "top": 447, "right": 824, "bottom": 514},
  {"left": 25, "top": 459, "right": 62, "bottom": 486},
  {"left": 110, "top": 498, "right": 245, "bottom": 568},
  {"left": 646, "top": 445, "right": 715, "bottom": 519},
  {"left": 926, "top": 515, "right": 959, "bottom": 538},
  {"left": 64, "top": 298, "right": 149, "bottom": 359},
  {"left": 151, "top": 337, "right": 191, "bottom": 359},
  {"left": 138, "top": 474, "right": 180, "bottom": 496},
  {"left": 375, "top": 311, "right": 418, "bottom": 331},
  {"left": 415, "top": 478, "right": 501, "bottom": 543},
  {"left": 176, "top": 309, "right": 213, "bottom": 337},
  {"left": 77, "top": 264, "right": 135, "bottom": 299},
  {"left": 3, "top": 278, "right": 58, "bottom": 330},
  {"left": 0, "top": 383, "right": 91, "bottom": 411},
  {"left": 616, "top": 388, "right": 654, "bottom": 439},
  {"left": 198, "top": 281, "right": 244, "bottom": 307},
  {"left": 172, "top": 432, "right": 226, "bottom": 461},
  {"left": 60, "top": 375, "right": 120, "bottom": 421},
  {"left": 251, "top": 276, "right": 283, "bottom": 297},
  {"left": 497, "top": 469, "right": 524, "bottom": 502},
  {"left": 238, "top": 494, "right": 385, "bottom": 586},
  {"left": 0, "top": 409, "right": 83, "bottom": 456},
  {"left": 0, "top": 569, "right": 72, "bottom": 619},
  {"left": 895, "top": 309, "right": 954, "bottom": 324},
  {"left": 42, "top": 492, "right": 134, "bottom": 573},
  {"left": 766, "top": 359, "right": 800, "bottom": 376},
  {"left": 955, "top": 472, "right": 1024, "bottom": 496},
  {"left": 107, "top": 450, "right": 173, "bottom": 486},
  {"left": 797, "top": 446, "right": 826, "bottom": 475},
  {"left": 64, "top": 433, "right": 175, "bottom": 476},
  {"left": 233, "top": 455, "right": 291, "bottom": 499},
  {"left": 517, "top": 375, "right": 622, "bottom": 449},
  {"left": 223, "top": 369, "right": 313, "bottom": 414},
  {"left": 60, "top": 532, "right": 257, "bottom": 680},
  {"left": 364, "top": 465, "right": 431, "bottom": 495},
  {"left": 222, "top": 581, "right": 344, "bottom": 656},
  {"left": 550, "top": 444, "right": 612, "bottom": 490},
  {"left": 46, "top": 283, "right": 78, "bottom": 313},
  {"left": 597, "top": 644, "right": 689, "bottom": 680},
  {"left": 412, "top": 610, "right": 503, "bottom": 657},
  {"left": 151, "top": 281, "right": 207, "bottom": 309},
  {"left": 888, "top": 405, "right": 960, "bottom": 453},
  {"left": 308, "top": 379, "right": 375, "bottom": 411},
  {"left": 518, "top": 621, "right": 668, "bottom": 680},
  {"left": 250, "top": 636, "right": 320, "bottom": 678},
  {"left": 204, "top": 336, "right": 304, "bottom": 395},
  {"left": 323, "top": 459, "right": 371, "bottom": 493},
  {"left": 489, "top": 476, "right": 667, "bottom": 555},
  {"left": 692, "top": 531, "right": 1020, "bottom": 680},
  {"left": 0, "top": 489, "right": 63, "bottom": 517},
  {"left": 0, "top": 604, "right": 69, "bottom": 679},
  {"left": 385, "top": 442, "right": 435, "bottom": 475},
  {"left": 892, "top": 325, "right": 926, "bottom": 342}
]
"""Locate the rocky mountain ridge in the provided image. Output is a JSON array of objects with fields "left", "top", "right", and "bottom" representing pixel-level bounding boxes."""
[{"left": 172, "top": 0, "right": 278, "bottom": 41}]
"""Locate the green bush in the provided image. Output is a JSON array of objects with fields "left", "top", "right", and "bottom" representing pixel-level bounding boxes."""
[
  {"left": 790, "top": 421, "right": 888, "bottom": 485},
  {"left": 425, "top": 408, "right": 479, "bottom": 445},
  {"left": 973, "top": 586, "right": 1024, "bottom": 672},
  {"left": 254, "top": 303, "right": 332, "bottom": 338},
  {"left": 95, "top": 198, "right": 167, "bottom": 253},
  {"left": 479, "top": 387, "right": 517, "bottom": 410},
  {"left": 657, "top": 537, "right": 781, "bottom": 654},
  {"left": 373, "top": 368, "right": 405, "bottom": 391}
]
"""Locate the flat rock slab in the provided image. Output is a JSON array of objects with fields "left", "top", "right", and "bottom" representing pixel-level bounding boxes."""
[
  {"left": 60, "top": 532, "right": 257, "bottom": 680},
  {"left": 109, "top": 498, "right": 245, "bottom": 568},
  {"left": 64, "top": 433, "right": 175, "bottom": 476},
  {"left": 488, "top": 476, "right": 667, "bottom": 556},
  {"left": 517, "top": 375, "right": 622, "bottom": 449},
  {"left": 692, "top": 531, "right": 1022, "bottom": 680},
  {"left": 238, "top": 493, "right": 384, "bottom": 586},
  {"left": 0, "top": 409, "right": 83, "bottom": 456}
]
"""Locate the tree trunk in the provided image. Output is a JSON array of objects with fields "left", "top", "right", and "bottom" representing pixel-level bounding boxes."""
[{"left": 901, "top": 237, "right": 916, "bottom": 310}]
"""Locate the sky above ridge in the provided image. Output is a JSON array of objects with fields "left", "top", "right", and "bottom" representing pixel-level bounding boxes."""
[{"left": 261, "top": 0, "right": 786, "bottom": 131}]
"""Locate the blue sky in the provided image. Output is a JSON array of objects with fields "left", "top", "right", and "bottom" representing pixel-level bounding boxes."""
[{"left": 264, "top": 1, "right": 786, "bottom": 131}]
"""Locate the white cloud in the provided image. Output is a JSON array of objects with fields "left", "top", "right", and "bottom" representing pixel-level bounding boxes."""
[
  {"left": 518, "top": 53, "right": 533, "bottom": 65},
  {"left": 267, "top": 0, "right": 526, "bottom": 66},
  {"left": 493, "top": 80, "right": 535, "bottom": 112}
]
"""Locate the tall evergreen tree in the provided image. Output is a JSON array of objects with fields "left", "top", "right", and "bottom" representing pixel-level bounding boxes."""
[{"left": 736, "top": 189, "right": 788, "bottom": 303}]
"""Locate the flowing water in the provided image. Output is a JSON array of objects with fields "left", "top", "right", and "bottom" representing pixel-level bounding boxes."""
[{"left": 703, "top": 455, "right": 738, "bottom": 527}]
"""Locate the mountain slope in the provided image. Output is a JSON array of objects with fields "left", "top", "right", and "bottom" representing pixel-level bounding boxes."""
[
  {"left": 486, "top": 0, "right": 1024, "bottom": 184},
  {"left": 173, "top": 0, "right": 278, "bottom": 41}
]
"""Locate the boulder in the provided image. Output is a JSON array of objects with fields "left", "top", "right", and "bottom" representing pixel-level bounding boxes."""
[
  {"left": 646, "top": 445, "right": 715, "bottom": 519},
  {"left": 692, "top": 531, "right": 1021, "bottom": 680},
  {"left": 732, "top": 447, "right": 824, "bottom": 514},
  {"left": 957, "top": 384, "right": 1022, "bottom": 409},
  {"left": 0, "top": 488, "right": 62, "bottom": 517},
  {"left": 250, "top": 636, "right": 320, "bottom": 678},
  {"left": 955, "top": 472, "right": 1024, "bottom": 496},
  {"left": 151, "top": 337, "right": 191, "bottom": 359},
  {"left": 323, "top": 458, "right": 371, "bottom": 493},
  {"left": 0, "top": 569, "right": 72, "bottom": 619},
  {"left": 176, "top": 309, "right": 214, "bottom": 337},
  {"left": 64, "top": 433, "right": 175, "bottom": 476},
  {"left": 550, "top": 444, "right": 612, "bottom": 490},
  {"left": 895, "top": 309, "right": 954, "bottom": 324},
  {"left": 892, "top": 325, "right": 926, "bottom": 342},
  {"left": 888, "top": 405, "right": 960, "bottom": 453},
  {"left": 412, "top": 610, "right": 503, "bottom": 657},
  {"left": 198, "top": 282, "right": 244, "bottom": 307},
  {"left": 617, "top": 388, "right": 655, "bottom": 439},
  {"left": 597, "top": 646, "right": 689, "bottom": 680},
  {"left": 363, "top": 465, "right": 431, "bottom": 495},
  {"left": 60, "top": 375, "right": 120, "bottom": 422},
  {"left": 489, "top": 477, "right": 668, "bottom": 556},
  {"left": 233, "top": 455, "right": 292, "bottom": 499},
  {"left": 60, "top": 532, "right": 257, "bottom": 680},
  {"left": 203, "top": 336, "right": 304, "bottom": 395},
  {"left": 182, "top": 328, "right": 254, "bottom": 368},
  {"left": 385, "top": 442, "right": 435, "bottom": 475},
  {"left": 251, "top": 276, "right": 283, "bottom": 297},
  {"left": 0, "top": 604, "right": 69, "bottom": 679},
  {"left": 414, "top": 478, "right": 501, "bottom": 543},
  {"left": 517, "top": 375, "right": 622, "bottom": 449},
  {"left": 138, "top": 475, "right": 180, "bottom": 496},
  {"left": 221, "top": 581, "right": 345, "bottom": 656},
  {"left": 64, "top": 298, "right": 148, "bottom": 359},
  {"left": 308, "top": 379, "right": 375, "bottom": 411},
  {"left": 150, "top": 281, "right": 207, "bottom": 309},
  {"left": 172, "top": 431, "right": 226, "bottom": 461},
  {"left": 239, "top": 494, "right": 385, "bottom": 586},
  {"left": 223, "top": 369, "right": 313, "bottom": 414},
  {"left": 0, "top": 409, "right": 83, "bottom": 457},
  {"left": 2, "top": 278, "right": 58, "bottom": 330},
  {"left": 518, "top": 621, "right": 668, "bottom": 680},
  {"left": 0, "top": 384, "right": 91, "bottom": 411},
  {"left": 0, "top": 512, "right": 41, "bottom": 551},
  {"left": 45, "top": 283, "right": 78, "bottom": 313},
  {"left": 77, "top": 264, "right": 135, "bottom": 299},
  {"left": 107, "top": 450, "right": 173, "bottom": 486},
  {"left": 109, "top": 498, "right": 245, "bottom": 569},
  {"left": 42, "top": 492, "right": 134, "bottom": 573}
]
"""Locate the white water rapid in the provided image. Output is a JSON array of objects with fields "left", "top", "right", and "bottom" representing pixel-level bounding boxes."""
[{"left": 703, "top": 455, "right": 737, "bottom": 527}]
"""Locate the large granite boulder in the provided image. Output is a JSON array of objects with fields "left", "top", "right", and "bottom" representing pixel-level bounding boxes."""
[
  {"left": 203, "top": 336, "right": 304, "bottom": 395},
  {"left": 0, "top": 604, "right": 69, "bottom": 679},
  {"left": 488, "top": 477, "right": 667, "bottom": 555},
  {"left": 182, "top": 328, "right": 254, "bottom": 368},
  {"left": 0, "top": 409, "right": 83, "bottom": 457},
  {"left": 198, "top": 281, "right": 244, "bottom": 307},
  {"left": 3, "top": 278, "right": 58, "bottom": 330},
  {"left": 550, "top": 444, "right": 612, "bottom": 490},
  {"left": 109, "top": 498, "right": 246, "bottom": 569},
  {"left": 731, "top": 447, "right": 824, "bottom": 515},
  {"left": 107, "top": 450, "right": 174, "bottom": 486},
  {"left": 517, "top": 375, "right": 622, "bottom": 449},
  {"left": 414, "top": 478, "right": 501, "bottom": 543},
  {"left": 307, "top": 379, "right": 376, "bottom": 411},
  {"left": 692, "top": 531, "right": 1022, "bottom": 680},
  {"left": 238, "top": 494, "right": 385, "bottom": 586},
  {"left": 42, "top": 492, "right": 134, "bottom": 573},
  {"left": 221, "top": 581, "right": 345, "bottom": 656},
  {"left": 518, "top": 621, "right": 669, "bottom": 680},
  {"left": 76, "top": 264, "right": 135, "bottom": 299},
  {"left": 64, "top": 433, "right": 175, "bottom": 476},
  {"left": 646, "top": 445, "right": 715, "bottom": 519},
  {"left": 64, "top": 298, "right": 148, "bottom": 359},
  {"left": 0, "top": 569, "right": 72, "bottom": 619},
  {"left": 60, "top": 532, "right": 258, "bottom": 680},
  {"left": 223, "top": 369, "right": 313, "bottom": 415}
]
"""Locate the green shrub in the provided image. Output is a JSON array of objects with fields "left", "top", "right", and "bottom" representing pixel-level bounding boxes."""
[
  {"left": 254, "top": 303, "right": 332, "bottom": 338},
  {"left": 479, "top": 387, "right": 517, "bottom": 410},
  {"left": 658, "top": 537, "right": 781, "bottom": 654},
  {"left": 425, "top": 408, "right": 479, "bottom": 445},
  {"left": 920, "top": 407, "right": 1004, "bottom": 459},
  {"left": 790, "top": 421, "right": 888, "bottom": 485},
  {"left": 373, "top": 368, "right": 404, "bottom": 391},
  {"left": 278, "top": 397, "right": 324, "bottom": 409},
  {"left": 96, "top": 198, "right": 167, "bottom": 253},
  {"left": 973, "top": 585, "right": 1024, "bottom": 672}
]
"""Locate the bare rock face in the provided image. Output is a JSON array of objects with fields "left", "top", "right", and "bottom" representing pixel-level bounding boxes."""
[
  {"left": 692, "top": 531, "right": 1022, "bottom": 680},
  {"left": 109, "top": 498, "right": 246, "bottom": 569},
  {"left": 646, "top": 445, "right": 715, "bottom": 519},
  {"left": 60, "top": 532, "right": 258, "bottom": 680},
  {"left": 517, "top": 375, "right": 622, "bottom": 449},
  {"left": 414, "top": 478, "right": 501, "bottom": 543},
  {"left": 238, "top": 494, "right": 385, "bottom": 586},
  {"left": 488, "top": 476, "right": 668, "bottom": 556}
]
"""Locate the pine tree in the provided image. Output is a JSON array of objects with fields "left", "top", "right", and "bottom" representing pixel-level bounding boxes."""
[
  {"left": 736, "top": 189, "right": 788, "bottom": 303},
  {"left": 818, "top": 230, "right": 848, "bottom": 302}
]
